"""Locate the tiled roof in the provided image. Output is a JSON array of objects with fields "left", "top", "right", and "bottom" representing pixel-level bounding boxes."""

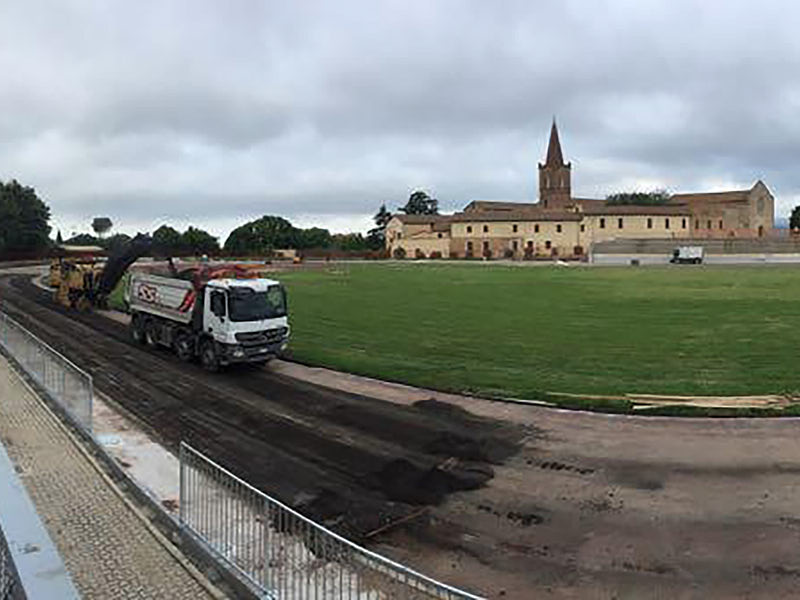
[
  {"left": 463, "top": 201, "right": 538, "bottom": 212},
  {"left": 571, "top": 197, "right": 606, "bottom": 204},
  {"left": 391, "top": 214, "right": 453, "bottom": 224},
  {"left": 450, "top": 210, "right": 581, "bottom": 222},
  {"left": 669, "top": 190, "right": 750, "bottom": 204},
  {"left": 581, "top": 204, "right": 692, "bottom": 216}
]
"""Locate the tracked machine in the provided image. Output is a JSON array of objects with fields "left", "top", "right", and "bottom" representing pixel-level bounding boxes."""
[{"left": 52, "top": 235, "right": 152, "bottom": 310}]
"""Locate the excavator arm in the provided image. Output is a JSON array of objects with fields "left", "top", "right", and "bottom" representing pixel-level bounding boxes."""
[{"left": 95, "top": 233, "right": 153, "bottom": 307}]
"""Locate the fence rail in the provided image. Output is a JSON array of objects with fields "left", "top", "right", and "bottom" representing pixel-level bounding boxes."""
[
  {"left": 180, "top": 443, "right": 485, "bottom": 600},
  {"left": 0, "top": 307, "right": 482, "bottom": 599},
  {"left": 0, "top": 309, "right": 93, "bottom": 432},
  {"left": 0, "top": 529, "right": 21, "bottom": 600}
]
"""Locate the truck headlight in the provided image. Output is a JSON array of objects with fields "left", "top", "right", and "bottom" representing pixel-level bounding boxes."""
[{"left": 232, "top": 347, "right": 245, "bottom": 358}]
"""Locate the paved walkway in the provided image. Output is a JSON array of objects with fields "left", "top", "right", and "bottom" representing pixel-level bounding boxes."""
[{"left": 0, "top": 355, "right": 218, "bottom": 599}]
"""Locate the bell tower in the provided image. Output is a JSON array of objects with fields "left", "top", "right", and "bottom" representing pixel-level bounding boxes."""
[{"left": 538, "top": 118, "right": 571, "bottom": 209}]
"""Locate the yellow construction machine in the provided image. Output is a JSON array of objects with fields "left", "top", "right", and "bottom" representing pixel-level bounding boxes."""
[
  {"left": 49, "top": 245, "right": 105, "bottom": 289},
  {"left": 51, "top": 236, "right": 152, "bottom": 311}
]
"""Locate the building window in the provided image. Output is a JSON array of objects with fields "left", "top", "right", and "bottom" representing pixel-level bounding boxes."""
[
  {"left": 534, "top": 224, "right": 540, "bottom": 233},
  {"left": 665, "top": 218, "right": 670, "bottom": 229},
  {"left": 512, "top": 240, "right": 518, "bottom": 251},
  {"left": 600, "top": 218, "right": 606, "bottom": 229},
  {"left": 466, "top": 226, "right": 472, "bottom": 234},
  {"left": 437, "top": 233, "right": 442, "bottom": 238},
  {"left": 719, "top": 220, "right": 723, "bottom": 229},
  {"left": 466, "top": 241, "right": 473, "bottom": 254},
  {"left": 580, "top": 224, "right": 585, "bottom": 232},
  {"left": 707, "top": 220, "right": 712, "bottom": 229},
  {"left": 527, "top": 240, "right": 533, "bottom": 250},
  {"left": 682, "top": 218, "right": 687, "bottom": 229},
  {"left": 556, "top": 224, "right": 562, "bottom": 233},
  {"left": 397, "top": 232, "right": 402, "bottom": 239},
  {"left": 618, "top": 218, "right": 623, "bottom": 229},
  {"left": 512, "top": 224, "right": 518, "bottom": 233},
  {"left": 483, "top": 225, "right": 489, "bottom": 233},
  {"left": 695, "top": 219, "right": 699, "bottom": 229},
  {"left": 545, "top": 240, "right": 552, "bottom": 249},
  {"left": 647, "top": 218, "right": 652, "bottom": 229}
]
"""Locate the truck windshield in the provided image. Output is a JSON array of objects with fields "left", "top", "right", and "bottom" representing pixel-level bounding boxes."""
[{"left": 228, "top": 285, "right": 287, "bottom": 322}]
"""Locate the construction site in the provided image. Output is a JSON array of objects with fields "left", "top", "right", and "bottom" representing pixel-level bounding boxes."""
[{"left": 2, "top": 244, "right": 800, "bottom": 600}]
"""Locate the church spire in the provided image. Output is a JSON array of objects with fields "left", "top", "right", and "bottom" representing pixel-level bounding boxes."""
[
  {"left": 538, "top": 117, "right": 571, "bottom": 209},
  {"left": 545, "top": 117, "right": 564, "bottom": 167}
]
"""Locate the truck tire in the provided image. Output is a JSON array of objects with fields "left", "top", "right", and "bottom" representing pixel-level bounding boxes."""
[
  {"left": 131, "top": 314, "right": 146, "bottom": 345},
  {"left": 144, "top": 319, "right": 159, "bottom": 348},
  {"left": 174, "top": 333, "right": 194, "bottom": 362},
  {"left": 200, "top": 340, "right": 220, "bottom": 372}
]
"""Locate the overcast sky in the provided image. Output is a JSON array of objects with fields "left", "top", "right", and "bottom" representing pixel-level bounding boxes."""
[{"left": 2, "top": 1, "right": 799, "bottom": 242}]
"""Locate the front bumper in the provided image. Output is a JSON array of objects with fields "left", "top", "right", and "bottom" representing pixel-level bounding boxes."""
[{"left": 220, "top": 339, "right": 288, "bottom": 365}]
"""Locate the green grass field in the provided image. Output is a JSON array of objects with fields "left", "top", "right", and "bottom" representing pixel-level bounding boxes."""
[{"left": 277, "top": 263, "right": 800, "bottom": 399}]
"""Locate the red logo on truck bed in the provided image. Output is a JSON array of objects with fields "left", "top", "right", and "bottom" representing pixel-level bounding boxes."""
[{"left": 136, "top": 283, "right": 159, "bottom": 303}]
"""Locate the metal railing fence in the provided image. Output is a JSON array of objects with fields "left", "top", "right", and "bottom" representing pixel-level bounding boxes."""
[
  {"left": 0, "top": 529, "right": 20, "bottom": 600},
  {"left": 179, "top": 443, "right": 485, "bottom": 600},
  {"left": 0, "top": 310, "right": 93, "bottom": 433}
]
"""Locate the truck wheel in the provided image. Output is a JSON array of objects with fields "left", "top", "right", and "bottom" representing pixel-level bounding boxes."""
[
  {"left": 200, "top": 340, "right": 220, "bottom": 372},
  {"left": 131, "top": 315, "right": 146, "bottom": 345},
  {"left": 174, "top": 334, "right": 194, "bottom": 362},
  {"left": 144, "top": 320, "right": 159, "bottom": 348}
]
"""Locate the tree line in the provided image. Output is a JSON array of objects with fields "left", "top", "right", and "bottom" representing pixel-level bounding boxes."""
[{"left": 0, "top": 176, "right": 443, "bottom": 260}]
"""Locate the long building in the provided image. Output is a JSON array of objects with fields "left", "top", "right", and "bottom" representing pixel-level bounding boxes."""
[{"left": 386, "top": 121, "right": 775, "bottom": 259}]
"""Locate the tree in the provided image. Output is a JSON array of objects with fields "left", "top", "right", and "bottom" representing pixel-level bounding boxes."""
[
  {"left": 152, "top": 225, "right": 183, "bottom": 256},
  {"left": 0, "top": 179, "right": 51, "bottom": 257},
  {"left": 295, "top": 227, "right": 332, "bottom": 249},
  {"left": 331, "top": 233, "right": 369, "bottom": 251},
  {"left": 64, "top": 233, "right": 100, "bottom": 246},
  {"left": 400, "top": 191, "right": 438, "bottom": 215},
  {"left": 790, "top": 206, "right": 800, "bottom": 231},
  {"left": 92, "top": 217, "right": 113, "bottom": 238},
  {"left": 181, "top": 226, "right": 219, "bottom": 256},
  {"left": 102, "top": 233, "right": 132, "bottom": 252},
  {"left": 224, "top": 216, "right": 297, "bottom": 256},
  {"left": 606, "top": 190, "right": 671, "bottom": 206},
  {"left": 367, "top": 203, "right": 392, "bottom": 249}
]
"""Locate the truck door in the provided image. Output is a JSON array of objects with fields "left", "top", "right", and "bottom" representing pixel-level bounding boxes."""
[{"left": 204, "top": 289, "right": 228, "bottom": 343}]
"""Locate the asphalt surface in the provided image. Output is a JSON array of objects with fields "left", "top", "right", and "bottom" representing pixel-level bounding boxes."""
[{"left": 3, "top": 269, "right": 800, "bottom": 599}]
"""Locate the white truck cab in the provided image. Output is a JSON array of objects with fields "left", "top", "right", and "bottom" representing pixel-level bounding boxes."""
[
  {"left": 202, "top": 278, "right": 290, "bottom": 364},
  {"left": 670, "top": 246, "right": 704, "bottom": 265},
  {"left": 128, "top": 272, "right": 290, "bottom": 371}
]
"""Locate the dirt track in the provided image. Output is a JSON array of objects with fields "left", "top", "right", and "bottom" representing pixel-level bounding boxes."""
[{"left": 4, "top": 271, "right": 800, "bottom": 599}]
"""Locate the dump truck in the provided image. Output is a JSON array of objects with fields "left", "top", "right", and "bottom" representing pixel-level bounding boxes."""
[
  {"left": 670, "top": 245, "right": 704, "bottom": 264},
  {"left": 127, "top": 270, "right": 290, "bottom": 371}
]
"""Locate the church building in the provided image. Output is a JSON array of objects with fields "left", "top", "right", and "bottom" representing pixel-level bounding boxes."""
[{"left": 386, "top": 121, "right": 775, "bottom": 259}]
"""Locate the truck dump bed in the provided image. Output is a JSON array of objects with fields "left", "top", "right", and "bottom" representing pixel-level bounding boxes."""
[{"left": 128, "top": 273, "right": 196, "bottom": 325}]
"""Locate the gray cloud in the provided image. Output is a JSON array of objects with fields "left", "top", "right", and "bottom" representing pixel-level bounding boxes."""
[{"left": 2, "top": 0, "right": 800, "bottom": 242}]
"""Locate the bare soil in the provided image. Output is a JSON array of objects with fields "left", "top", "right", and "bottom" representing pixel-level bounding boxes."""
[{"left": 4, "top": 271, "right": 800, "bottom": 599}]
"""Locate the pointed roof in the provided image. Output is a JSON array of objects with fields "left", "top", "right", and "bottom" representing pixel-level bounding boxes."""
[{"left": 545, "top": 118, "right": 564, "bottom": 167}]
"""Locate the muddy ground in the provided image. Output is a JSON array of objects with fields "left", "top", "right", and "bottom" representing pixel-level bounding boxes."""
[{"left": 4, "top": 271, "right": 800, "bottom": 599}]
